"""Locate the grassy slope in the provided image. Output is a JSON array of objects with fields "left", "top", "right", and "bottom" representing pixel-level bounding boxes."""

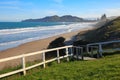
[
  {"left": 2, "top": 52, "right": 120, "bottom": 80},
  {"left": 76, "top": 17, "right": 120, "bottom": 42}
]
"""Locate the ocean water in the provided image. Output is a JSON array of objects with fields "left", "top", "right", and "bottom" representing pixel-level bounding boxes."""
[{"left": 0, "top": 22, "right": 96, "bottom": 51}]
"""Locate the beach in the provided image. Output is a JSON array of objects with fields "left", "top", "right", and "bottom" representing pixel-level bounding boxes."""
[
  {"left": 0, "top": 28, "right": 93, "bottom": 58},
  {"left": 0, "top": 23, "right": 96, "bottom": 69}
]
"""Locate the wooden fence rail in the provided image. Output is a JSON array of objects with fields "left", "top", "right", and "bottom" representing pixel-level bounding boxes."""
[
  {"left": 87, "top": 40, "right": 120, "bottom": 58},
  {"left": 0, "top": 45, "right": 83, "bottom": 79}
]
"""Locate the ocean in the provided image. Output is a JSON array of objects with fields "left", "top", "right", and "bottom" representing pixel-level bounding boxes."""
[{"left": 0, "top": 22, "right": 96, "bottom": 51}]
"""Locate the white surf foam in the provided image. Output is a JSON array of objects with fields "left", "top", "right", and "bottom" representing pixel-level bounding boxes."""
[
  {"left": 0, "top": 25, "right": 67, "bottom": 35},
  {"left": 0, "top": 22, "right": 96, "bottom": 51},
  {"left": 0, "top": 22, "right": 96, "bottom": 35}
]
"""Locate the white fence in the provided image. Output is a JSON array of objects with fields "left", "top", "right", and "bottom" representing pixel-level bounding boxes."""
[
  {"left": 87, "top": 40, "right": 120, "bottom": 57},
  {"left": 0, "top": 45, "right": 83, "bottom": 79}
]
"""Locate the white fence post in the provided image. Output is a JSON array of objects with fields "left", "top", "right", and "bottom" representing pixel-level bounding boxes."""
[
  {"left": 86, "top": 45, "right": 89, "bottom": 53},
  {"left": 22, "top": 54, "right": 26, "bottom": 75},
  {"left": 70, "top": 47, "right": 73, "bottom": 56},
  {"left": 66, "top": 47, "right": 69, "bottom": 61},
  {"left": 57, "top": 49, "right": 60, "bottom": 63},
  {"left": 80, "top": 47, "right": 84, "bottom": 60},
  {"left": 42, "top": 52, "right": 46, "bottom": 68},
  {"left": 98, "top": 44, "right": 103, "bottom": 57}
]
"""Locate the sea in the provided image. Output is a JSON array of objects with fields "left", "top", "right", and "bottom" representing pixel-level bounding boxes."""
[{"left": 0, "top": 22, "right": 96, "bottom": 51}]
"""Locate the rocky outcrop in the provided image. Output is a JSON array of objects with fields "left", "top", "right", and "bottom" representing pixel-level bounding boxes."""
[{"left": 101, "top": 14, "right": 107, "bottom": 21}]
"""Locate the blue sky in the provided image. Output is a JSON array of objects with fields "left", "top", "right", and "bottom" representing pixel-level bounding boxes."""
[{"left": 0, "top": 0, "right": 120, "bottom": 21}]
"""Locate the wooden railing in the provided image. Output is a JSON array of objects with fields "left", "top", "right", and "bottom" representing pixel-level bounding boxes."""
[
  {"left": 0, "top": 45, "right": 83, "bottom": 79},
  {"left": 86, "top": 40, "right": 120, "bottom": 57}
]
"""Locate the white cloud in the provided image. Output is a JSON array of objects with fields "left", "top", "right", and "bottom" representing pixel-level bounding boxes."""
[
  {"left": 77, "top": 14, "right": 101, "bottom": 18},
  {"left": 105, "top": 8, "right": 120, "bottom": 17},
  {"left": 78, "top": 8, "right": 120, "bottom": 18}
]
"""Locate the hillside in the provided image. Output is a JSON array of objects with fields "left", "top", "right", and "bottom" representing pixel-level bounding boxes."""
[
  {"left": 22, "top": 15, "right": 96, "bottom": 22},
  {"left": 76, "top": 17, "right": 120, "bottom": 43},
  {"left": 1, "top": 51, "right": 120, "bottom": 80}
]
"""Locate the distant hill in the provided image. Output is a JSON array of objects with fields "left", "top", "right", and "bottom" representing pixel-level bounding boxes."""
[
  {"left": 76, "top": 16, "right": 120, "bottom": 43},
  {"left": 22, "top": 15, "right": 96, "bottom": 22}
]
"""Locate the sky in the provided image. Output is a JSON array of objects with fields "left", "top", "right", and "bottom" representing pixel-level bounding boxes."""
[{"left": 0, "top": 0, "right": 120, "bottom": 22}]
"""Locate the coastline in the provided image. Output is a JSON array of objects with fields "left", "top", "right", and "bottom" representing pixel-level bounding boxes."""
[
  {"left": 0, "top": 22, "right": 96, "bottom": 51},
  {"left": 0, "top": 27, "right": 94, "bottom": 59},
  {"left": 0, "top": 26, "right": 95, "bottom": 70}
]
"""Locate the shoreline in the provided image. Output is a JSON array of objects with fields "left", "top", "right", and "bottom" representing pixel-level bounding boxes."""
[
  {"left": 0, "top": 27, "right": 94, "bottom": 59},
  {"left": 0, "top": 22, "right": 96, "bottom": 51},
  {"left": 0, "top": 27, "right": 95, "bottom": 70}
]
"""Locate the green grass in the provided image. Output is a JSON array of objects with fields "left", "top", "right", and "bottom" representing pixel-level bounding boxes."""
[
  {"left": 1, "top": 51, "right": 120, "bottom": 80},
  {"left": 77, "top": 17, "right": 120, "bottom": 42}
]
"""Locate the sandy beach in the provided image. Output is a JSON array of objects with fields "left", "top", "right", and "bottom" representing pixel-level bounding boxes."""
[
  {"left": 0, "top": 28, "right": 94, "bottom": 58},
  {"left": 0, "top": 27, "right": 94, "bottom": 69}
]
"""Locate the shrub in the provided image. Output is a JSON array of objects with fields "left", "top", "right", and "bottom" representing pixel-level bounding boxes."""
[{"left": 46, "top": 37, "right": 66, "bottom": 59}]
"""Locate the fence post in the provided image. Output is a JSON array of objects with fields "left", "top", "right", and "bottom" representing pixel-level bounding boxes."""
[
  {"left": 22, "top": 54, "right": 26, "bottom": 76},
  {"left": 42, "top": 52, "right": 46, "bottom": 68},
  {"left": 91, "top": 47, "right": 94, "bottom": 57},
  {"left": 81, "top": 47, "right": 84, "bottom": 60},
  {"left": 98, "top": 44, "right": 103, "bottom": 58},
  {"left": 76, "top": 48, "right": 79, "bottom": 60},
  {"left": 72, "top": 47, "right": 74, "bottom": 56},
  {"left": 70, "top": 47, "right": 73, "bottom": 56},
  {"left": 86, "top": 45, "right": 89, "bottom": 54},
  {"left": 57, "top": 49, "right": 60, "bottom": 63},
  {"left": 66, "top": 47, "right": 69, "bottom": 61}
]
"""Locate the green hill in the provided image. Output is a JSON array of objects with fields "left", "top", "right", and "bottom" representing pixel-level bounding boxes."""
[{"left": 76, "top": 17, "right": 120, "bottom": 43}]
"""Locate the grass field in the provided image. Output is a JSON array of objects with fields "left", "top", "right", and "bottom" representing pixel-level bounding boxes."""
[{"left": 1, "top": 51, "right": 120, "bottom": 80}]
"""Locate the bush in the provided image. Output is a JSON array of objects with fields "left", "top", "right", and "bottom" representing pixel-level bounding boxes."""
[
  {"left": 46, "top": 37, "right": 66, "bottom": 59},
  {"left": 48, "top": 37, "right": 65, "bottom": 49}
]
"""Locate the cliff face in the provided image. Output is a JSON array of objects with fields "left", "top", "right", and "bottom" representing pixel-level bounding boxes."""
[
  {"left": 22, "top": 15, "right": 95, "bottom": 22},
  {"left": 76, "top": 17, "right": 120, "bottom": 42}
]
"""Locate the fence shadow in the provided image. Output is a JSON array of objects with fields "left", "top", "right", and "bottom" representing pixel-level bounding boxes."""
[{"left": 103, "top": 51, "right": 120, "bottom": 56}]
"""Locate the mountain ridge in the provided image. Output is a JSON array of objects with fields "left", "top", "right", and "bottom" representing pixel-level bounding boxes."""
[{"left": 22, "top": 15, "right": 96, "bottom": 22}]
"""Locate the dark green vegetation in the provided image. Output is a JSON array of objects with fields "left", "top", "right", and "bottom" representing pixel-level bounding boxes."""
[
  {"left": 46, "top": 37, "right": 66, "bottom": 59},
  {"left": 47, "top": 37, "right": 65, "bottom": 49},
  {"left": 1, "top": 51, "right": 120, "bottom": 80},
  {"left": 22, "top": 15, "right": 96, "bottom": 22},
  {"left": 76, "top": 17, "right": 120, "bottom": 43}
]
